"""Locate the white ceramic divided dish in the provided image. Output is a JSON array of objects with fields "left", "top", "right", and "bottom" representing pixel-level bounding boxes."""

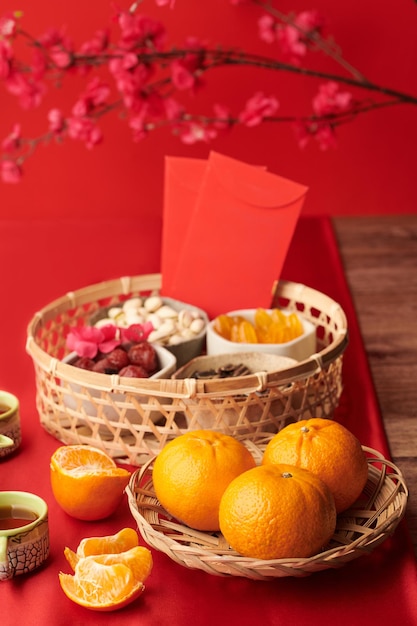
[
  {"left": 62, "top": 344, "right": 177, "bottom": 422},
  {"left": 206, "top": 309, "right": 317, "bottom": 362}
]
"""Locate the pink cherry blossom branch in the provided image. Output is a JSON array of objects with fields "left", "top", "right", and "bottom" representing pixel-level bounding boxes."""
[
  {"left": 252, "top": 0, "right": 367, "bottom": 82},
  {"left": 1, "top": 1, "right": 416, "bottom": 183}
]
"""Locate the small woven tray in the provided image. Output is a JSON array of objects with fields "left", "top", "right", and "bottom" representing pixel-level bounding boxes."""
[
  {"left": 126, "top": 443, "right": 408, "bottom": 579},
  {"left": 26, "top": 275, "right": 348, "bottom": 465}
]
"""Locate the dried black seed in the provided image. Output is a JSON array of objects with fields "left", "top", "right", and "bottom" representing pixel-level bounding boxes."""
[
  {"left": 190, "top": 363, "right": 251, "bottom": 379},
  {"left": 193, "top": 369, "right": 218, "bottom": 379}
]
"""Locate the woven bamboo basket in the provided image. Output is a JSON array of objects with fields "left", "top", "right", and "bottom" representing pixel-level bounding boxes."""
[
  {"left": 126, "top": 443, "right": 408, "bottom": 579},
  {"left": 26, "top": 275, "right": 348, "bottom": 465}
]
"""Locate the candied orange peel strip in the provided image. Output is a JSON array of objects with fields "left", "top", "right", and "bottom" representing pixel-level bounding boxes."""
[{"left": 214, "top": 308, "right": 304, "bottom": 344}]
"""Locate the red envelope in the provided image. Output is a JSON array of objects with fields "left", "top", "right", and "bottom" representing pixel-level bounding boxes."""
[
  {"left": 162, "top": 151, "right": 308, "bottom": 319},
  {"left": 160, "top": 156, "right": 207, "bottom": 296},
  {"left": 161, "top": 156, "right": 267, "bottom": 297}
]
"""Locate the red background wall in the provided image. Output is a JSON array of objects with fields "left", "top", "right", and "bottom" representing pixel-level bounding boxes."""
[{"left": 1, "top": 0, "right": 416, "bottom": 219}]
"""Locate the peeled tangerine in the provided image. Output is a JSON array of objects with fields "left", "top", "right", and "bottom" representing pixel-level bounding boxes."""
[
  {"left": 59, "top": 528, "right": 153, "bottom": 611},
  {"left": 50, "top": 445, "right": 131, "bottom": 521}
]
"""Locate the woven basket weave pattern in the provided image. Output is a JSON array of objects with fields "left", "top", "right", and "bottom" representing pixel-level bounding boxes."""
[
  {"left": 26, "top": 275, "right": 348, "bottom": 465},
  {"left": 126, "top": 444, "right": 408, "bottom": 579}
]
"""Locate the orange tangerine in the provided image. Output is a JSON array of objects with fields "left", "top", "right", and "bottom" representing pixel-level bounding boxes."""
[
  {"left": 219, "top": 463, "right": 337, "bottom": 560},
  {"left": 152, "top": 429, "right": 256, "bottom": 531},
  {"left": 50, "top": 444, "right": 131, "bottom": 521},
  {"left": 262, "top": 418, "right": 369, "bottom": 513}
]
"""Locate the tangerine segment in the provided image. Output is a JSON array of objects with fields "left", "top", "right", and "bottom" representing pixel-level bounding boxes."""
[
  {"left": 219, "top": 464, "right": 337, "bottom": 560},
  {"left": 59, "top": 558, "right": 145, "bottom": 612},
  {"left": 76, "top": 528, "right": 139, "bottom": 558},
  {"left": 65, "top": 546, "right": 153, "bottom": 584},
  {"left": 88, "top": 547, "right": 153, "bottom": 584},
  {"left": 152, "top": 429, "right": 256, "bottom": 531},
  {"left": 50, "top": 445, "right": 131, "bottom": 521},
  {"left": 64, "top": 528, "right": 140, "bottom": 571},
  {"left": 262, "top": 418, "right": 369, "bottom": 513}
]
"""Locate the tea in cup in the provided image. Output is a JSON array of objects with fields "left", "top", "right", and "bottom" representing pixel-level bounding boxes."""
[
  {"left": 0, "top": 391, "right": 21, "bottom": 458},
  {"left": 0, "top": 491, "right": 49, "bottom": 580}
]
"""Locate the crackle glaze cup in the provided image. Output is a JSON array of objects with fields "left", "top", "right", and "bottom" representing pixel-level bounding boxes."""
[
  {"left": 0, "top": 391, "right": 21, "bottom": 458},
  {"left": 0, "top": 491, "right": 49, "bottom": 580}
]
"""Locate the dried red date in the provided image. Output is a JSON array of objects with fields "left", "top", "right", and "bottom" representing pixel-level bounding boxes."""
[
  {"left": 92, "top": 358, "right": 118, "bottom": 375},
  {"left": 70, "top": 340, "right": 159, "bottom": 379},
  {"left": 73, "top": 357, "right": 95, "bottom": 370},
  {"left": 127, "top": 343, "right": 158, "bottom": 373},
  {"left": 106, "top": 348, "right": 130, "bottom": 370},
  {"left": 119, "top": 364, "right": 150, "bottom": 378}
]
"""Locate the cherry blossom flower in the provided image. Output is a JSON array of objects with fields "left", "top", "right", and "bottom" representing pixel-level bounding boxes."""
[
  {"left": 314, "top": 124, "right": 337, "bottom": 150},
  {"left": 0, "top": 159, "right": 21, "bottom": 183},
  {"left": 178, "top": 122, "right": 217, "bottom": 144},
  {"left": 212, "top": 103, "right": 232, "bottom": 130},
  {"left": 313, "top": 81, "right": 353, "bottom": 117},
  {"left": 296, "top": 81, "right": 354, "bottom": 150},
  {"left": 295, "top": 81, "right": 354, "bottom": 149},
  {"left": 48, "top": 109, "right": 66, "bottom": 134},
  {"left": 294, "top": 119, "right": 337, "bottom": 150},
  {"left": 120, "top": 322, "right": 154, "bottom": 343},
  {"left": 277, "top": 10, "right": 325, "bottom": 62},
  {"left": 239, "top": 92, "right": 279, "bottom": 127},
  {"left": 109, "top": 58, "right": 153, "bottom": 110},
  {"left": 67, "top": 116, "right": 103, "bottom": 149},
  {"left": 31, "top": 48, "right": 49, "bottom": 81},
  {"left": 2, "top": 124, "right": 21, "bottom": 152},
  {"left": 0, "top": 40, "right": 13, "bottom": 80},
  {"left": 66, "top": 322, "right": 154, "bottom": 357},
  {"left": 129, "top": 111, "right": 149, "bottom": 141},
  {"left": 171, "top": 37, "right": 207, "bottom": 92},
  {"left": 154, "top": 0, "right": 175, "bottom": 7},
  {"left": 116, "top": 11, "right": 166, "bottom": 52},
  {"left": 66, "top": 325, "right": 120, "bottom": 358},
  {"left": 72, "top": 77, "right": 111, "bottom": 117},
  {"left": 79, "top": 29, "right": 110, "bottom": 56},
  {"left": 258, "top": 15, "right": 276, "bottom": 44},
  {"left": 171, "top": 59, "right": 197, "bottom": 90},
  {"left": 35, "top": 28, "right": 75, "bottom": 70},
  {"left": 0, "top": 12, "right": 19, "bottom": 38},
  {"left": 164, "top": 97, "right": 185, "bottom": 122},
  {"left": 49, "top": 45, "right": 73, "bottom": 69},
  {"left": 5, "top": 72, "right": 45, "bottom": 109}
]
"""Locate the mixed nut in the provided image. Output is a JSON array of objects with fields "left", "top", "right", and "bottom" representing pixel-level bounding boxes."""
[{"left": 94, "top": 296, "right": 207, "bottom": 347}]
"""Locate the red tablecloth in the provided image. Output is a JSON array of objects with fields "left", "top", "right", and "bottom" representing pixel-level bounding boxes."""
[{"left": 1, "top": 215, "right": 416, "bottom": 626}]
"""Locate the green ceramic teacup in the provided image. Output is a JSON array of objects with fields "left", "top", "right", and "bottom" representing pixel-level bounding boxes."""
[
  {"left": 0, "top": 491, "right": 49, "bottom": 580},
  {"left": 0, "top": 391, "right": 21, "bottom": 458}
]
